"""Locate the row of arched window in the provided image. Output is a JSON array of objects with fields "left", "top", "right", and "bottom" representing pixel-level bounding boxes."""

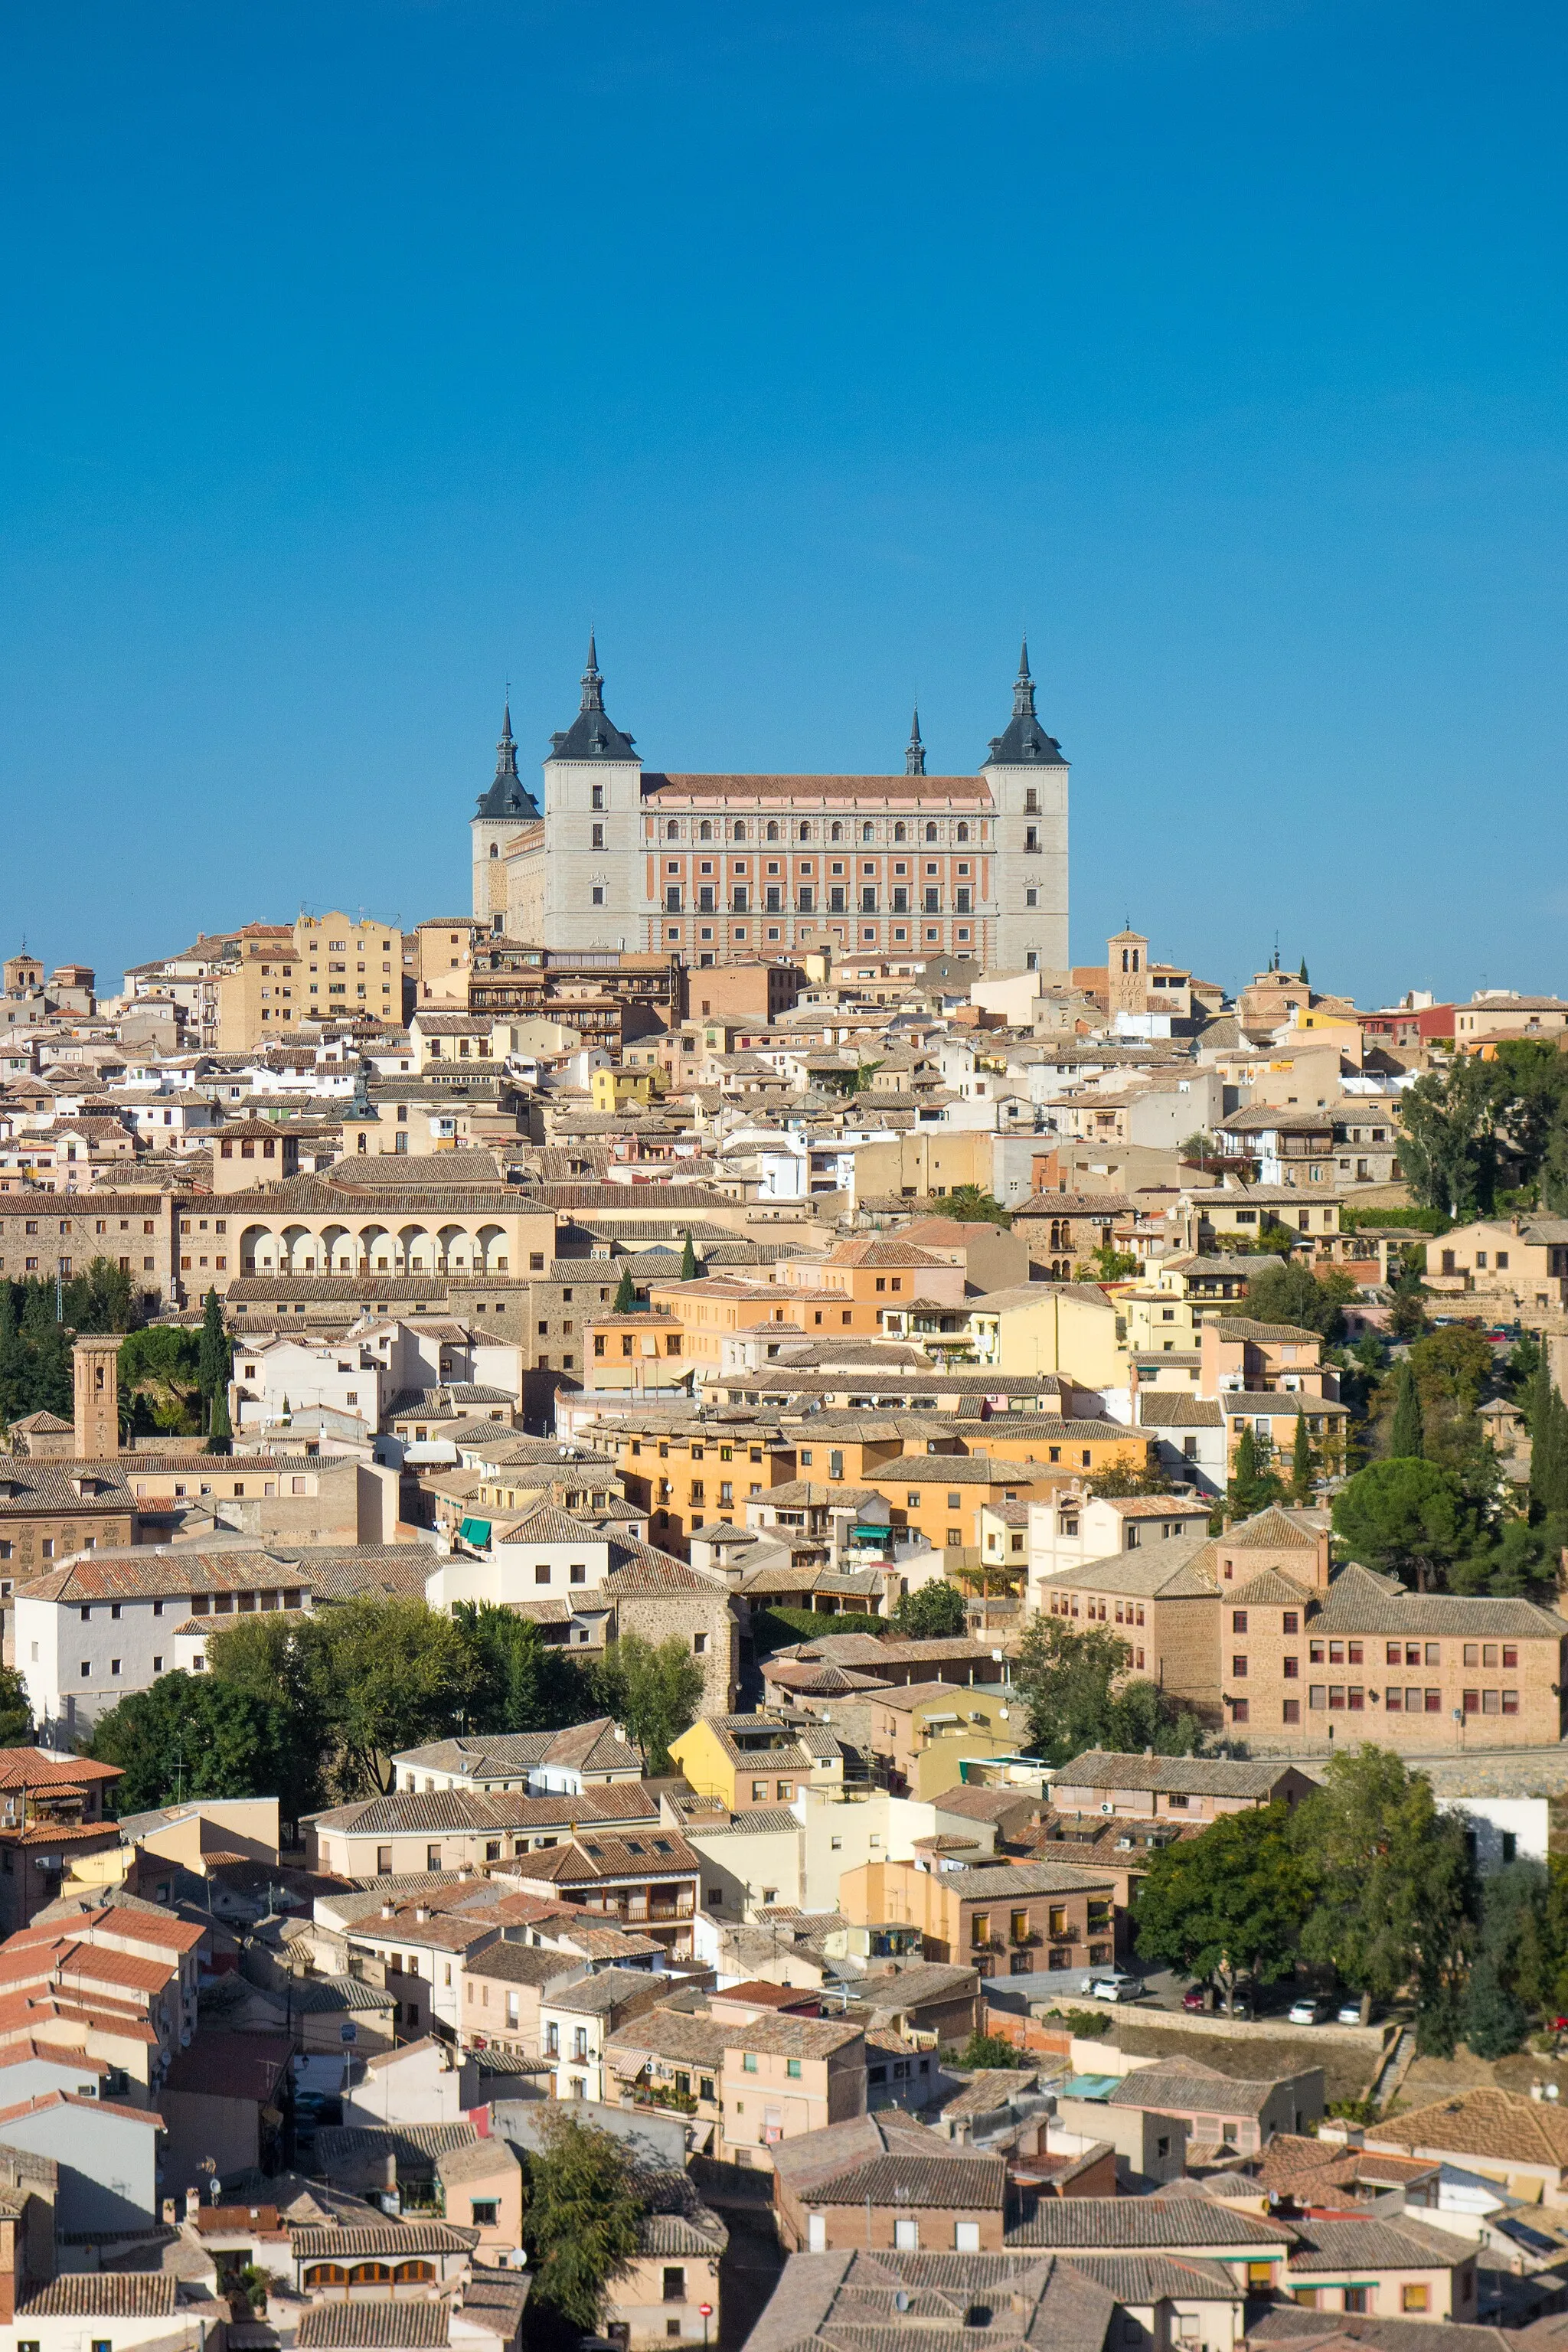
[
  {"left": 302, "top": 2262, "right": 436, "bottom": 2286},
  {"left": 660, "top": 818, "right": 975, "bottom": 844}
]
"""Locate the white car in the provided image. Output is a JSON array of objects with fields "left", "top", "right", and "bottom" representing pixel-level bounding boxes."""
[
  {"left": 1288, "top": 1999, "right": 1326, "bottom": 2025},
  {"left": 1083, "top": 1971, "right": 1145, "bottom": 2002},
  {"left": 1338, "top": 2003, "right": 1366, "bottom": 2026}
]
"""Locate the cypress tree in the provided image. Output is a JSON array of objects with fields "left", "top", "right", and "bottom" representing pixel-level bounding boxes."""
[
  {"left": 612, "top": 1264, "right": 637, "bottom": 1315},
  {"left": 206, "top": 1380, "right": 232, "bottom": 1455},
  {"left": 1390, "top": 1361, "right": 1425, "bottom": 1459},
  {"left": 198, "top": 1288, "right": 229, "bottom": 1405},
  {"left": 1290, "top": 1411, "right": 1314, "bottom": 1502},
  {"left": 679, "top": 1229, "right": 697, "bottom": 1282},
  {"left": 1532, "top": 1366, "right": 1568, "bottom": 1518}
]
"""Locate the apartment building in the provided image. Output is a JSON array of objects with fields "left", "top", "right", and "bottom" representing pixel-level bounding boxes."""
[{"left": 838, "top": 1857, "right": 1119, "bottom": 1978}]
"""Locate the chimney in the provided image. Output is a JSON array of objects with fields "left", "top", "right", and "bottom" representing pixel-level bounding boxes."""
[
  {"left": 381, "top": 1903, "right": 394, "bottom": 1919},
  {"left": 415, "top": 1906, "right": 429, "bottom": 1922},
  {"left": 162, "top": 2197, "right": 177, "bottom": 2225},
  {"left": 185, "top": 2185, "right": 200, "bottom": 2220}
]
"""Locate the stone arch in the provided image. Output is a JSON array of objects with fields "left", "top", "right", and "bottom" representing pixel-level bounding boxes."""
[
  {"left": 321, "top": 1223, "right": 351, "bottom": 1274},
  {"left": 280, "top": 1224, "right": 315, "bottom": 1274},
  {"left": 358, "top": 1223, "right": 392, "bottom": 1272},
  {"left": 475, "top": 1223, "right": 509, "bottom": 1273},
  {"left": 399, "top": 1223, "right": 435, "bottom": 1272},
  {"left": 240, "top": 1224, "right": 272, "bottom": 1275},
  {"left": 438, "top": 1223, "right": 469, "bottom": 1272}
]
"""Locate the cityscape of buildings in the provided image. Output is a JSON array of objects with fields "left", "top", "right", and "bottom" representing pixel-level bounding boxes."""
[{"left": 0, "top": 653, "right": 1566, "bottom": 2352}]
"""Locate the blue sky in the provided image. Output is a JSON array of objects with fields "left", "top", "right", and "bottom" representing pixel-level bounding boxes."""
[{"left": 1, "top": 0, "right": 1563, "bottom": 1004}]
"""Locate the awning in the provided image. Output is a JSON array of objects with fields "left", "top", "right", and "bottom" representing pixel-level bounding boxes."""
[{"left": 458, "top": 1517, "right": 492, "bottom": 1547}]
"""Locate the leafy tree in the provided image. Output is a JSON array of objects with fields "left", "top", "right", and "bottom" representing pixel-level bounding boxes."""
[
  {"left": 1245, "top": 1259, "right": 1358, "bottom": 1344},
  {"left": 198, "top": 1288, "right": 230, "bottom": 1413},
  {"left": 592, "top": 1632, "right": 704, "bottom": 1774},
  {"left": 612, "top": 1264, "right": 637, "bottom": 1314},
  {"left": 951, "top": 2030, "right": 1024, "bottom": 2068},
  {"left": 1389, "top": 1362, "right": 1425, "bottom": 1460},
  {"left": 312, "top": 1597, "right": 474, "bottom": 1794},
  {"left": 87, "top": 1671, "right": 293, "bottom": 1813},
  {"left": 0, "top": 1285, "right": 27, "bottom": 1426},
  {"left": 452, "top": 1602, "right": 602, "bottom": 1737},
  {"left": 1295, "top": 1747, "right": 1475, "bottom": 2041},
  {"left": 117, "top": 1323, "right": 202, "bottom": 1434},
  {"left": 1449, "top": 1509, "right": 1568, "bottom": 1599},
  {"left": 203, "top": 1615, "right": 337, "bottom": 1832},
  {"left": 1289, "top": 1411, "right": 1315, "bottom": 1504},
  {"left": 1013, "top": 1617, "right": 1200, "bottom": 1767},
  {"left": 678, "top": 1230, "right": 698, "bottom": 1282},
  {"left": 18, "top": 1284, "right": 72, "bottom": 1419},
  {"left": 1388, "top": 1273, "right": 1429, "bottom": 1344},
  {"left": 891, "top": 1579, "right": 969, "bottom": 1638},
  {"left": 1410, "top": 1326, "right": 1494, "bottom": 1415},
  {"left": 521, "top": 2110, "right": 642, "bottom": 2334},
  {"left": 1134, "top": 1803, "right": 1312, "bottom": 2014},
  {"left": 1087, "top": 1456, "right": 1174, "bottom": 1498},
  {"left": 1082, "top": 1241, "right": 1138, "bottom": 1282},
  {"left": 1227, "top": 1426, "right": 1284, "bottom": 1521},
  {"left": 1331, "top": 1457, "right": 1478, "bottom": 1589},
  {"left": 67, "top": 1258, "right": 142, "bottom": 1335},
  {"left": 0, "top": 1667, "right": 33, "bottom": 1745},
  {"left": 1400, "top": 1056, "right": 1501, "bottom": 1220},
  {"left": 1462, "top": 1860, "right": 1544, "bottom": 2058},
  {"left": 943, "top": 1185, "right": 1011, "bottom": 1228}
]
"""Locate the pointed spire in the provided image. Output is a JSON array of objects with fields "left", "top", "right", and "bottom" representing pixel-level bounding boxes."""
[
  {"left": 580, "top": 631, "right": 604, "bottom": 714},
  {"left": 493, "top": 696, "right": 521, "bottom": 787},
  {"left": 1012, "top": 635, "right": 1037, "bottom": 720},
  {"left": 905, "top": 703, "right": 926, "bottom": 777}
]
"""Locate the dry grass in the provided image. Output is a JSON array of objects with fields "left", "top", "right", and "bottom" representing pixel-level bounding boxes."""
[{"left": 1112, "top": 2020, "right": 1383, "bottom": 2105}]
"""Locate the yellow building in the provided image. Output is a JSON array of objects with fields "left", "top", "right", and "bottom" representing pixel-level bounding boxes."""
[
  {"left": 966, "top": 1282, "right": 1123, "bottom": 1387},
  {"left": 867, "top": 1681, "right": 1027, "bottom": 1800},
  {"left": 668, "top": 1713, "right": 838, "bottom": 1812},
  {"left": 590, "top": 1065, "right": 662, "bottom": 1113},
  {"left": 645, "top": 1276, "right": 798, "bottom": 1373},
  {"left": 202, "top": 910, "right": 405, "bottom": 1049}
]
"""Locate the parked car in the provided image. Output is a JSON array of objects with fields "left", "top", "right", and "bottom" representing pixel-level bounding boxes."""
[
  {"left": 1338, "top": 2002, "right": 1369, "bottom": 2025},
  {"left": 1083, "top": 1970, "right": 1145, "bottom": 2001},
  {"left": 1182, "top": 1986, "right": 1212, "bottom": 2012},
  {"left": 1288, "top": 1998, "right": 1326, "bottom": 2025}
]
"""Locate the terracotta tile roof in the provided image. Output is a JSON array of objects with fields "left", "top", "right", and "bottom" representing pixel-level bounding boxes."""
[
  {"left": 1368, "top": 2086, "right": 1568, "bottom": 2167},
  {"left": 291, "top": 2220, "right": 480, "bottom": 2257},
  {"left": 296, "top": 2306, "right": 452, "bottom": 2347},
  {"left": 21, "top": 2273, "right": 177, "bottom": 2316},
  {"left": 1056, "top": 1752, "right": 1304, "bottom": 1799}
]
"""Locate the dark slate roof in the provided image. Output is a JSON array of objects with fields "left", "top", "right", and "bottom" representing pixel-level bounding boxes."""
[
  {"left": 475, "top": 702, "right": 541, "bottom": 821},
  {"left": 547, "top": 635, "right": 638, "bottom": 762},
  {"left": 982, "top": 640, "right": 1067, "bottom": 768}
]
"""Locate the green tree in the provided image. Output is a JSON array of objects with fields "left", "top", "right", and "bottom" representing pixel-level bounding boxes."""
[
  {"left": 1013, "top": 1617, "right": 1200, "bottom": 1767},
  {"left": 1134, "top": 1803, "right": 1312, "bottom": 2015},
  {"left": 1530, "top": 1360, "right": 1568, "bottom": 1518},
  {"left": 1289, "top": 1411, "right": 1315, "bottom": 1503},
  {"left": 951, "top": 2030, "right": 1024, "bottom": 2068},
  {"left": 592, "top": 1632, "right": 704, "bottom": 1774},
  {"left": 1086, "top": 1456, "right": 1174, "bottom": 1498},
  {"left": 198, "top": 1288, "right": 230, "bottom": 1416},
  {"left": 452, "top": 1602, "right": 602, "bottom": 1737},
  {"left": 678, "top": 1229, "right": 698, "bottom": 1282},
  {"left": 1399, "top": 1057, "right": 1499, "bottom": 1220},
  {"left": 521, "top": 2111, "right": 642, "bottom": 2334},
  {"left": 1295, "top": 1747, "right": 1475, "bottom": 2040},
  {"left": 1462, "top": 1860, "right": 1544, "bottom": 2058},
  {"left": 0, "top": 1285, "right": 27, "bottom": 1426},
  {"left": 612, "top": 1264, "right": 637, "bottom": 1314},
  {"left": 1227, "top": 1425, "right": 1284, "bottom": 1521},
  {"left": 67, "top": 1257, "right": 141, "bottom": 1334},
  {"left": 206, "top": 1380, "right": 232, "bottom": 1454},
  {"left": 943, "top": 1185, "right": 1011, "bottom": 1228},
  {"left": 1081, "top": 1241, "right": 1138, "bottom": 1282},
  {"left": 0, "top": 1667, "right": 33, "bottom": 1745},
  {"left": 1244, "top": 1259, "right": 1359, "bottom": 1343},
  {"left": 1331, "top": 1457, "right": 1478, "bottom": 1589},
  {"left": 312, "top": 1597, "right": 474, "bottom": 1794},
  {"left": 1388, "top": 1362, "right": 1425, "bottom": 1460},
  {"left": 18, "top": 1283, "right": 72, "bottom": 1419},
  {"left": 891, "top": 1579, "right": 969, "bottom": 1638},
  {"left": 203, "top": 1615, "right": 336, "bottom": 1832},
  {"left": 87, "top": 1671, "right": 292, "bottom": 1813}
]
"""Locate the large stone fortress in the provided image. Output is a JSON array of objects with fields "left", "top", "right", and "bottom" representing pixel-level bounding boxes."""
[{"left": 472, "top": 639, "right": 1068, "bottom": 971}]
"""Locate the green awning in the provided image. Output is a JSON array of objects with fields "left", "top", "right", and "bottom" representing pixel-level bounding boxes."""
[{"left": 458, "top": 1517, "right": 492, "bottom": 1547}]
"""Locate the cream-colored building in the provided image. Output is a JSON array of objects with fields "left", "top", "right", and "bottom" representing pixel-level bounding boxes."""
[{"left": 197, "top": 910, "right": 405, "bottom": 1050}]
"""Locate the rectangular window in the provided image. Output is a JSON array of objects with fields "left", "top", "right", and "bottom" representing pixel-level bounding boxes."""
[{"left": 1282, "top": 1698, "right": 1300, "bottom": 1724}]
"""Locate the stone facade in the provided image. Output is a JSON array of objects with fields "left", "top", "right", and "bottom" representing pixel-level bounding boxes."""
[{"left": 473, "top": 640, "right": 1070, "bottom": 972}]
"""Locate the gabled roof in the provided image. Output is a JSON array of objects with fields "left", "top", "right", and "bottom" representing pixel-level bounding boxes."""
[{"left": 1056, "top": 1751, "right": 1304, "bottom": 1798}]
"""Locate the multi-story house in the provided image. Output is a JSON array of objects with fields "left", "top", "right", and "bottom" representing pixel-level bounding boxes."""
[
  {"left": 839, "top": 1857, "right": 1120, "bottom": 1979},
  {"left": 474, "top": 639, "right": 1069, "bottom": 972}
]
